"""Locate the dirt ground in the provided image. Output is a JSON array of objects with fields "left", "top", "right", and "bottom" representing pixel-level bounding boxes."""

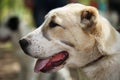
[{"left": 0, "top": 48, "right": 21, "bottom": 80}]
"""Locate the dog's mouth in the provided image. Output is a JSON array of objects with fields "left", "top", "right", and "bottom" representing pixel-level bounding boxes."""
[
  {"left": 0, "top": 36, "right": 11, "bottom": 43},
  {"left": 34, "top": 51, "right": 69, "bottom": 73}
]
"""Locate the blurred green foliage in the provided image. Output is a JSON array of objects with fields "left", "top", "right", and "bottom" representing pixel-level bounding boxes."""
[{"left": 0, "top": 0, "right": 34, "bottom": 26}]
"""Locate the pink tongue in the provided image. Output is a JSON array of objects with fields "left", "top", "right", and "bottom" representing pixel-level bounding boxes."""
[
  {"left": 34, "top": 52, "right": 67, "bottom": 73},
  {"left": 34, "top": 58, "right": 50, "bottom": 73}
]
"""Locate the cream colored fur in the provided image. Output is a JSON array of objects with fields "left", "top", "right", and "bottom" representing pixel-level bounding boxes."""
[{"left": 21, "top": 3, "right": 120, "bottom": 80}]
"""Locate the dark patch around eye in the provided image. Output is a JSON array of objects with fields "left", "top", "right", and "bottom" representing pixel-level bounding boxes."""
[
  {"left": 49, "top": 21, "right": 59, "bottom": 28},
  {"left": 6, "top": 16, "right": 19, "bottom": 31}
]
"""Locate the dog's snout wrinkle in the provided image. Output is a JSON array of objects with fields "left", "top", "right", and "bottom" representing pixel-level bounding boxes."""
[
  {"left": 42, "top": 28, "right": 51, "bottom": 41},
  {"left": 60, "top": 40, "right": 75, "bottom": 48}
]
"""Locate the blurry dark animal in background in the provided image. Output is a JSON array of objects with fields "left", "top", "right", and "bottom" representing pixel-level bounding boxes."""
[
  {"left": 0, "top": 16, "right": 20, "bottom": 43},
  {"left": 0, "top": 16, "right": 39, "bottom": 80}
]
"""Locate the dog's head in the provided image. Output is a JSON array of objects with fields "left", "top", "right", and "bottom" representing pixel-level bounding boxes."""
[
  {"left": 19, "top": 3, "right": 107, "bottom": 73},
  {"left": 0, "top": 16, "right": 20, "bottom": 43}
]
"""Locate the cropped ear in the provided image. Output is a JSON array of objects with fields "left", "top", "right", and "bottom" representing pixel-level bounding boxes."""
[{"left": 80, "top": 6, "right": 98, "bottom": 29}]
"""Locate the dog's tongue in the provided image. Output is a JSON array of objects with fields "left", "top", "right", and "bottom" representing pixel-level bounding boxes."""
[
  {"left": 34, "top": 52, "right": 67, "bottom": 73},
  {"left": 34, "top": 58, "right": 50, "bottom": 73}
]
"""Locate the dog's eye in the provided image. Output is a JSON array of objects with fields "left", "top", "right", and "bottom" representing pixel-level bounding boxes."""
[{"left": 49, "top": 21, "right": 59, "bottom": 28}]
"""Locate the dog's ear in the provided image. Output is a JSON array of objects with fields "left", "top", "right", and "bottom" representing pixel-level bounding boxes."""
[{"left": 80, "top": 6, "right": 98, "bottom": 30}]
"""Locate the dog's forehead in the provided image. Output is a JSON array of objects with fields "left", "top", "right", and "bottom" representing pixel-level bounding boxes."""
[{"left": 47, "top": 3, "right": 86, "bottom": 17}]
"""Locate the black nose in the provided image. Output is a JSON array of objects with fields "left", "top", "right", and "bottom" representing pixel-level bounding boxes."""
[{"left": 19, "top": 39, "right": 29, "bottom": 54}]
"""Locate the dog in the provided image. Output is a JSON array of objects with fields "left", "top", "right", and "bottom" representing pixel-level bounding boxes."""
[
  {"left": 0, "top": 16, "right": 39, "bottom": 80},
  {"left": 19, "top": 3, "right": 120, "bottom": 80},
  {"left": 0, "top": 16, "right": 72, "bottom": 80}
]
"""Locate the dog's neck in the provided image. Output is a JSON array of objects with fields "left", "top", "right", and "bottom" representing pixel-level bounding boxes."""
[
  {"left": 81, "top": 53, "right": 120, "bottom": 80},
  {"left": 80, "top": 17, "right": 120, "bottom": 80},
  {"left": 81, "top": 54, "right": 105, "bottom": 68},
  {"left": 80, "top": 40, "right": 120, "bottom": 80},
  {"left": 96, "top": 16, "right": 120, "bottom": 55}
]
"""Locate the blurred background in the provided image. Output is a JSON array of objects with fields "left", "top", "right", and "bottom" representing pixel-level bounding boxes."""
[{"left": 0, "top": 0, "right": 120, "bottom": 80}]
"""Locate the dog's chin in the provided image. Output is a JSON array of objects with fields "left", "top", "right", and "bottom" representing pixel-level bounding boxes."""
[{"left": 34, "top": 51, "right": 69, "bottom": 73}]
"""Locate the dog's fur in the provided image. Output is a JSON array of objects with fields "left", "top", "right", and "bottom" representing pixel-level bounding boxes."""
[
  {"left": 0, "top": 16, "right": 72, "bottom": 80},
  {"left": 0, "top": 16, "right": 39, "bottom": 80},
  {"left": 20, "top": 3, "right": 120, "bottom": 80}
]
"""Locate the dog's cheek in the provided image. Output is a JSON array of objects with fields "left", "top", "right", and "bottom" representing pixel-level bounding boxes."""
[
  {"left": 48, "top": 27, "right": 65, "bottom": 39},
  {"left": 66, "top": 55, "right": 80, "bottom": 68}
]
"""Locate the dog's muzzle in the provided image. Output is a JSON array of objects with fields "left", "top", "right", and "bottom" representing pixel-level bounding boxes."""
[{"left": 19, "top": 39, "right": 30, "bottom": 55}]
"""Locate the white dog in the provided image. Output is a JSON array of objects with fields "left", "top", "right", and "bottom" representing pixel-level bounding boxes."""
[
  {"left": 0, "top": 16, "right": 39, "bottom": 80},
  {"left": 0, "top": 16, "right": 71, "bottom": 80},
  {"left": 19, "top": 3, "right": 120, "bottom": 80}
]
